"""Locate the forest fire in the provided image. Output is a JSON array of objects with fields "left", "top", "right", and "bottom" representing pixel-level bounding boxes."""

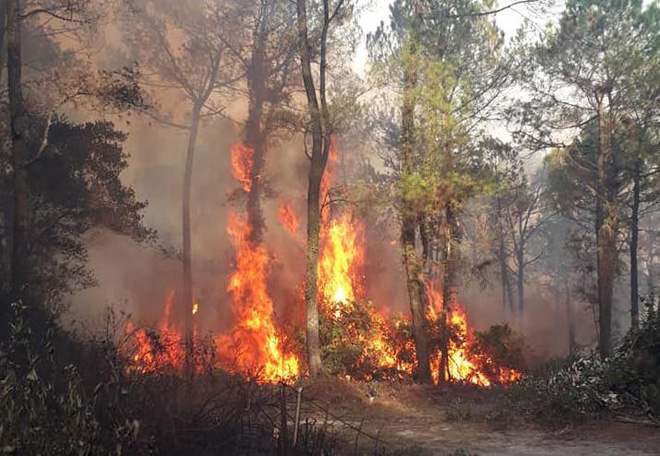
[
  {"left": 231, "top": 142, "right": 254, "bottom": 192},
  {"left": 121, "top": 140, "right": 520, "bottom": 386},
  {"left": 319, "top": 213, "right": 364, "bottom": 314}
]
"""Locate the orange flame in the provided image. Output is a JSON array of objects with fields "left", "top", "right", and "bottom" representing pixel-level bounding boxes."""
[
  {"left": 216, "top": 212, "right": 299, "bottom": 382},
  {"left": 319, "top": 214, "right": 363, "bottom": 308},
  {"left": 426, "top": 283, "right": 521, "bottom": 386},
  {"left": 123, "top": 287, "right": 191, "bottom": 374},
  {"left": 231, "top": 142, "right": 253, "bottom": 192},
  {"left": 278, "top": 200, "right": 300, "bottom": 239}
]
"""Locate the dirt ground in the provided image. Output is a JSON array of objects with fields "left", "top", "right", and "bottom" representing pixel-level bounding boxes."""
[{"left": 300, "top": 379, "right": 660, "bottom": 455}]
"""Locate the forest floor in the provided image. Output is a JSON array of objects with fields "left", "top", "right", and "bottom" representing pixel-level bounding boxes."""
[{"left": 301, "top": 379, "right": 660, "bottom": 455}]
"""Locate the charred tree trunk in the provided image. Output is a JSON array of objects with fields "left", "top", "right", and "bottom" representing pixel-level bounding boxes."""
[
  {"left": 182, "top": 103, "right": 202, "bottom": 376},
  {"left": 0, "top": 0, "right": 7, "bottom": 82},
  {"left": 595, "top": 92, "right": 617, "bottom": 359},
  {"left": 245, "top": 11, "right": 268, "bottom": 244},
  {"left": 630, "top": 156, "right": 641, "bottom": 327},
  {"left": 8, "top": 0, "right": 29, "bottom": 301},
  {"left": 400, "top": 42, "right": 432, "bottom": 384}
]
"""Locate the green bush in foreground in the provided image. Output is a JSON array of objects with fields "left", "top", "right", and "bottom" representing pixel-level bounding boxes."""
[{"left": 501, "top": 310, "right": 660, "bottom": 427}]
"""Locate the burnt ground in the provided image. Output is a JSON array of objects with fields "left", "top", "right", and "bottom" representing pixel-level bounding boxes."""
[{"left": 297, "top": 379, "right": 660, "bottom": 455}]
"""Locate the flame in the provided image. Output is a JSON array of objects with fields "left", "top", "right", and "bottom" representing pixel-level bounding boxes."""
[
  {"left": 216, "top": 212, "right": 299, "bottom": 382},
  {"left": 426, "top": 283, "right": 521, "bottom": 386},
  {"left": 317, "top": 211, "right": 409, "bottom": 374},
  {"left": 192, "top": 302, "right": 199, "bottom": 315},
  {"left": 123, "top": 287, "right": 190, "bottom": 374},
  {"left": 319, "top": 214, "right": 363, "bottom": 312},
  {"left": 278, "top": 200, "right": 300, "bottom": 239},
  {"left": 217, "top": 142, "right": 299, "bottom": 382},
  {"left": 231, "top": 142, "right": 253, "bottom": 192}
]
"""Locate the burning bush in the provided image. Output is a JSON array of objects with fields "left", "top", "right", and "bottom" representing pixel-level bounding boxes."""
[
  {"left": 319, "top": 300, "right": 413, "bottom": 381},
  {"left": 471, "top": 324, "right": 526, "bottom": 380},
  {"left": 426, "top": 286, "right": 523, "bottom": 386}
]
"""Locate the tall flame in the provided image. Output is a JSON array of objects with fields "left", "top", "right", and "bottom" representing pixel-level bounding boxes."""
[
  {"left": 216, "top": 212, "right": 299, "bottom": 381},
  {"left": 319, "top": 214, "right": 364, "bottom": 311}
]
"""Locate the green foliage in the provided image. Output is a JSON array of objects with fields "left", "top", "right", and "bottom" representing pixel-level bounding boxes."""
[
  {"left": 1, "top": 300, "right": 358, "bottom": 455},
  {"left": 607, "top": 308, "right": 660, "bottom": 414},
  {"left": 0, "top": 302, "right": 135, "bottom": 455},
  {"left": 0, "top": 116, "right": 153, "bottom": 309},
  {"left": 503, "top": 311, "right": 660, "bottom": 427}
]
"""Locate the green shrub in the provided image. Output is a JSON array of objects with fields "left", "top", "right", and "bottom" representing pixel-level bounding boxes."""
[{"left": 502, "top": 310, "right": 660, "bottom": 427}]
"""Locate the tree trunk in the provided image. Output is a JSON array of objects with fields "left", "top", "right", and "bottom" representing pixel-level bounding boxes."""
[
  {"left": 647, "top": 239, "right": 656, "bottom": 318},
  {"left": 439, "top": 203, "right": 459, "bottom": 384},
  {"left": 296, "top": 0, "right": 328, "bottom": 376},
  {"left": 0, "top": 0, "right": 7, "bottom": 83},
  {"left": 496, "top": 196, "right": 508, "bottom": 312},
  {"left": 245, "top": 12, "right": 268, "bottom": 244},
  {"left": 402, "top": 222, "right": 432, "bottom": 383},
  {"left": 517, "top": 249, "right": 525, "bottom": 315},
  {"left": 630, "top": 157, "right": 641, "bottom": 327},
  {"left": 182, "top": 103, "right": 201, "bottom": 376},
  {"left": 305, "top": 160, "right": 323, "bottom": 376},
  {"left": 565, "top": 284, "right": 576, "bottom": 356},
  {"left": 400, "top": 40, "right": 432, "bottom": 384},
  {"left": 8, "top": 0, "right": 29, "bottom": 301},
  {"left": 595, "top": 93, "right": 616, "bottom": 359}
]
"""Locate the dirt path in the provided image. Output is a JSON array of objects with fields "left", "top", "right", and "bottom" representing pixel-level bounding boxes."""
[{"left": 303, "top": 380, "right": 660, "bottom": 455}]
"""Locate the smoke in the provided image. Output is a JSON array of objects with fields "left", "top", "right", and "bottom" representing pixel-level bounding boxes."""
[{"left": 55, "top": 1, "right": 599, "bottom": 364}]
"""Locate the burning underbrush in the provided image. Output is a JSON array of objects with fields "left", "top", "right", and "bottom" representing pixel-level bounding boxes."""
[{"left": 121, "top": 141, "right": 523, "bottom": 387}]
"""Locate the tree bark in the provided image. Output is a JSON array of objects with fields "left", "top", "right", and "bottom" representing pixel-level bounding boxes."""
[
  {"left": 595, "top": 92, "right": 616, "bottom": 359},
  {"left": 517, "top": 246, "right": 525, "bottom": 315},
  {"left": 245, "top": 10, "right": 268, "bottom": 244},
  {"left": 439, "top": 203, "right": 459, "bottom": 384},
  {"left": 565, "top": 284, "right": 576, "bottom": 355},
  {"left": 296, "top": 0, "right": 332, "bottom": 376},
  {"left": 630, "top": 156, "right": 641, "bottom": 327},
  {"left": 182, "top": 103, "right": 201, "bottom": 376},
  {"left": 0, "top": 0, "right": 7, "bottom": 81},
  {"left": 400, "top": 38, "right": 432, "bottom": 384},
  {"left": 304, "top": 160, "right": 323, "bottom": 376},
  {"left": 8, "top": 0, "right": 29, "bottom": 301},
  {"left": 495, "top": 195, "right": 511, "bottom": 313}
]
